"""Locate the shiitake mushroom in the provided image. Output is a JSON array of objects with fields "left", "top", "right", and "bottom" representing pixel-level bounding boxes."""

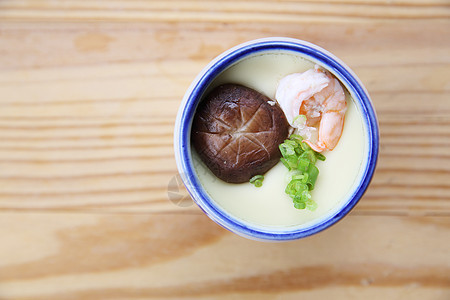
[{"left": 191, "top": 84, "right": 290, "bottom": 183}]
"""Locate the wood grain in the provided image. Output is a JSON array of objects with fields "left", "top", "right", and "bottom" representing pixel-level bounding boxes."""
[
  {"left": 0, "top": 213, "right": 449, "bottom": 299},
  {"left": 0, "top": 20, "right": 448, "bottom": 215},
  {"left": 0, "top": 0, "right": 449, "bottom": 299}
]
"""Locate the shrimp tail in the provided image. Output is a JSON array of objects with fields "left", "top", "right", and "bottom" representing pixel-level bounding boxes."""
[{"left": 303, "top": 140, "right": 326, "bottom": 152}]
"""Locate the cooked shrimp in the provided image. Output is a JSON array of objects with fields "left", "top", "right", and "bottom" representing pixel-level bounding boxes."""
[{"left": 276, "top": 66, "right": 347, "bottom": 152}]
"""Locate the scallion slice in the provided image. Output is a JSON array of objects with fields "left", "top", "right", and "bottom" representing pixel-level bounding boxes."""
[
  {"left": 278, "top": 134, "right": 325, "bottom": 211},
  {"left": 249, "top": 175, "right": 264, "bottom": 187}
]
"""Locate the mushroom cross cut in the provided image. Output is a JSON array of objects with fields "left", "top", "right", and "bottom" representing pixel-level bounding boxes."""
[{"left": 191, "top": 84, "right": 290, "bottom": 183}]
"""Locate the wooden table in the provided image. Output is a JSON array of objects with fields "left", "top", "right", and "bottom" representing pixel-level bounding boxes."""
[{"left": 0, "top": 1, "right": 449, "bottom": 299}]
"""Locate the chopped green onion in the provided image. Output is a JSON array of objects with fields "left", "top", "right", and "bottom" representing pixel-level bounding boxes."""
[
  {"left": 249, "top": 175, "right": 264, "bottom": 187},
  {"left": 315, "top": 152, "right": 326, "bottom": 161},
  {"left": 289, "top": 134, "right": 304, "bottom": 144},
  {"left": 278, "top": 134, "right": 325, "bottom": 211},
  {"left": 300, "top": 141, "right": 311, "bottom": 151},
  {"left": 291, "top": 174, "right": 304, "bottom": 181},
  {"left": 305, "top": 199, "right": 318, "bottom": 211},
  {"left": 280, "top": 157, "right": 290, "bottom": 170},
  {"left": 279, "top": 143, "right": 295, "bottom": 157},
  {"left": 285, "top": 180, "right": 308, "bottom": 197},
  {"left": 294, "top": 202, "right": 306, "bottom": 210},
  {"left": 306, "top": 164, "right": 319, "bottom": 190},
  {"left": 292, "top": 115, "right": 307, "bottom": 128},
  {"left": 297, "top": 156, "right": 310, "bottom": 172}
]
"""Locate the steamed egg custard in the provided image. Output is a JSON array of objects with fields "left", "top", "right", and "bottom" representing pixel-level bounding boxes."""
[{"left": 192, "top": 52, "right": 367, "bottom": 228}]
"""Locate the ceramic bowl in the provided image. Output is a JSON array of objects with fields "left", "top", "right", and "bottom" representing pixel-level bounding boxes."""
[{"left": 174, "top": 37, "right": 379, "bottom": 241}]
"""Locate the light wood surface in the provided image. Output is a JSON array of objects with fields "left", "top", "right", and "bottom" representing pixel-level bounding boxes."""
[{"left": 0, "top": 1, "right": 449, "bottom": 299}]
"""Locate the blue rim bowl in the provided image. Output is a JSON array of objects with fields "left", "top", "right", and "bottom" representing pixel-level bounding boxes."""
[{"left": 174, "top": 37, "right": 379, "bottom": 241}]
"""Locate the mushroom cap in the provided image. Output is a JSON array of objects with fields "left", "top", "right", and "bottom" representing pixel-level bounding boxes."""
[{"left": 191, "top": 84, "right": 290, "bottom": 183}]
